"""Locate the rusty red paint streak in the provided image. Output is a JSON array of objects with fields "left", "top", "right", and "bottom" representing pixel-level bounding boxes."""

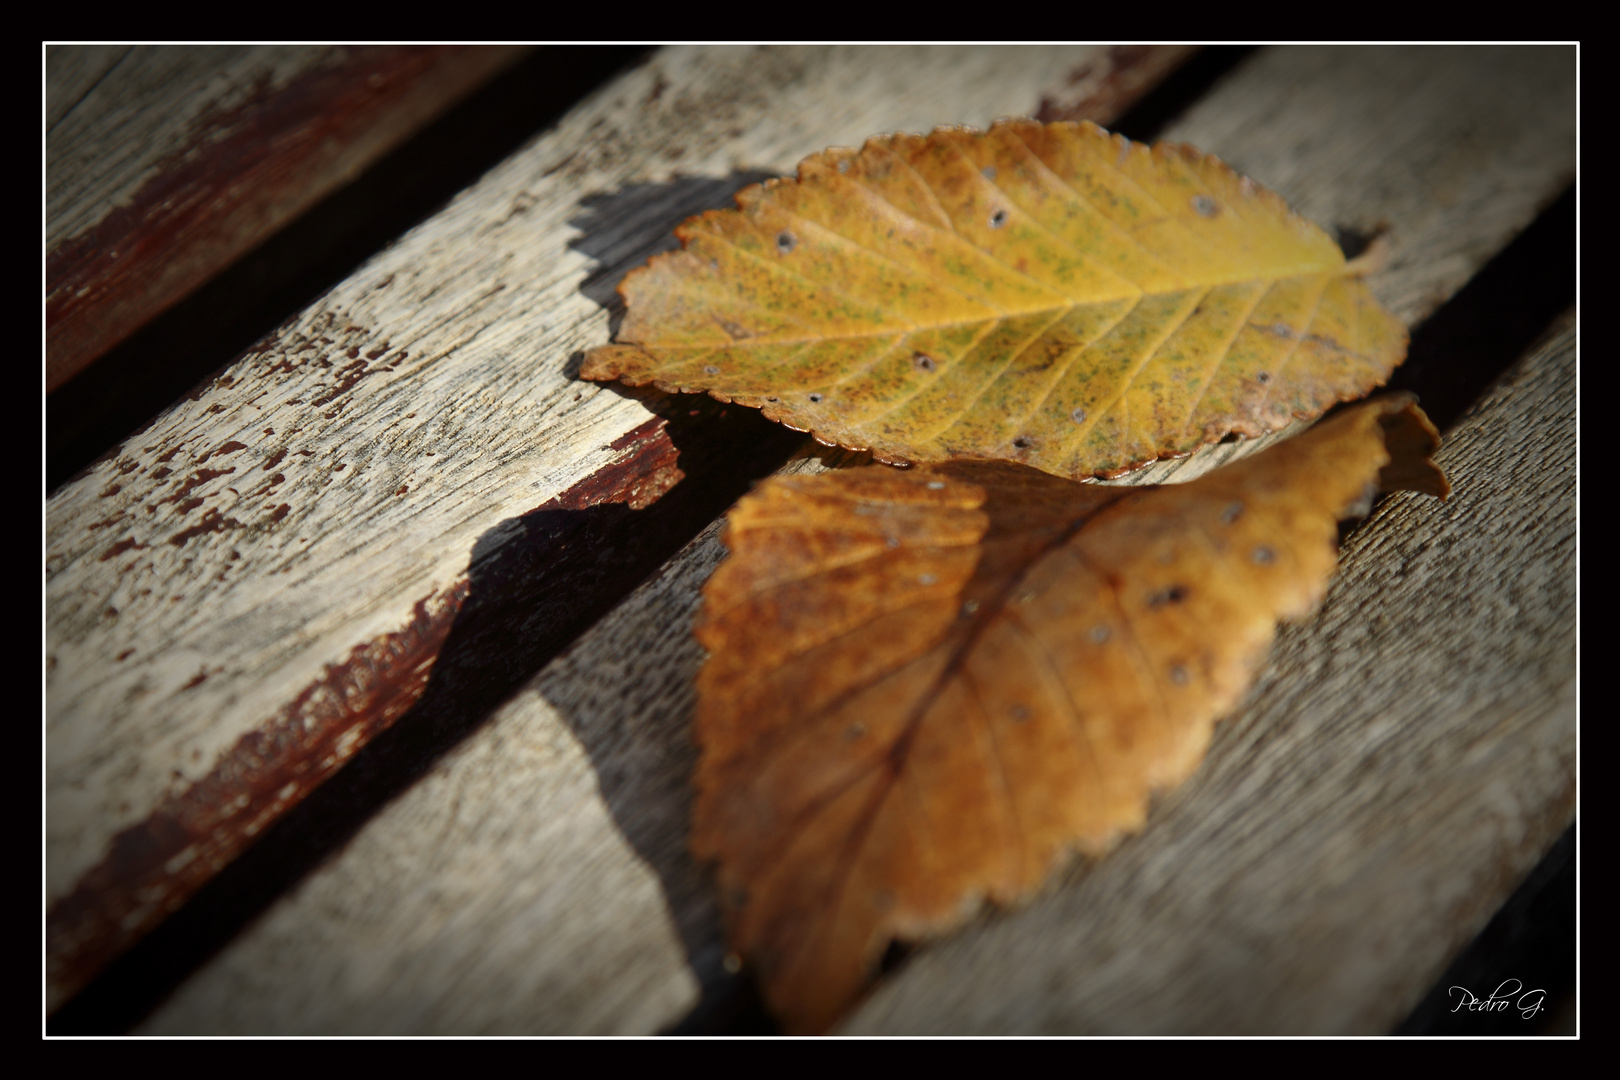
[
  {"left": 45, "top": 415, "right": 692, "bottom": 1011},
  {"left": 99, "top": 537, "right": 146, "bottom": 562},
  {"left": 1034, "top": 44, "right": 1200, "bottom": 125},
  {"left": 45, "top": 46, "right": 526, "bottom": 391},
  {"left": 45, "top": 581, "right": 472, "bottom": 1011},
  {"left": 309, "top": 359, "right": 378, "bottom": 407},
  {"left": 559, "top": 416, "right": 684, "bottom": 512},
  {"left": 168, "top": 508, "right": 243, "bottom": 547},
  {"left": 149, "top": 467, "right": 235, "bottom": 510}
]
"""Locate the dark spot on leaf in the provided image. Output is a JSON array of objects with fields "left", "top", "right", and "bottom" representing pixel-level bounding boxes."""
[
  {"left": 1013, "top": 436, "right": 1034, "bottom": 449},
  {"left": 705, "top": 365, "right": 719, "bottom": 375},
  {"left": 846, "top": 723, "right": 865, "bottom": 741},
  {"left": 1251, "top": 545, "right": 1276, "bottom": 565},
  {"left": 1192, "top": 195, "right": 1219, "bottom": 217},
  {"left": 1169, "top": 664, "right": 1190, "bottom": 685},
  {"left": 809, "top": 393, "right": 823, "bottom": 403},
  {"left": 1071, "top": 407, "right": 1088, "bottom": 423},
  {"left": 1089, "top": 625, "right": 1110, "bottom": 644},
  {"left": 1257, "top": 371, "right": 1271, "bottom": 383},
  {"left": 981, "top": 166, "right": 997, "bottom": 180},
  {"left": 1221, "top": 501, "right": 1244, "bottom": 524},
  {"left": 913, "top": 352, "right": 936, "bottom": 372},
  {"left": 776, "top": 230, "right": 797, "bottom": 254},
  {"left": 1147, "top": 584, "right": 1189, "bottom": 607},
  {"left": 989, "top": 209, "right": 1009, "bottom": 229}
]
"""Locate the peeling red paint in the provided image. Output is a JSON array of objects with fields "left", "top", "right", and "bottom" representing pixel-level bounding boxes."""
[
  {"left": 100, "top": 537, "right": 146, "bottom": 562},
  {"left": 46, "top": 46, "right": 527, "bottom": 390},
  {"left": 168, "top": 508, "right": 243, "bottom": 547},
  {"left": 572, "top": 417, "right": 685, "bottom": 512},
  {"left": 149, "top": 467, "right": 235, "bottom": 511},
  {"left": 46, "top": 581, "right": 472, "bottom": 1011}
]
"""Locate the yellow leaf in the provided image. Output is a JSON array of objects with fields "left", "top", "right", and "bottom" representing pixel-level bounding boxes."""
[
  {"left": 690, "top": 396, "right": 1447, "bottom": 1032},
  {"left": 584, "top": 121, "right": 1407, "bottom": 479}
]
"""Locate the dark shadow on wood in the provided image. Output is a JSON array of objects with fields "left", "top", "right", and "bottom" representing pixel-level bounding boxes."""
[
  {"left": 1107, "top": 46, "right": 1258, "bottom": 144},
  {"left": 1382, "top": 184, "right": 1575, "bottom": 433},
  {"left": 567, "top": 171, "right": 781, "bottom": 338},
  {"left": 1395, "top": 823, "right": 1575, "bottom": 1035}
]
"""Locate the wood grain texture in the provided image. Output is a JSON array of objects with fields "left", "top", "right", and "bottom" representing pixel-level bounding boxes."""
[
  {"left": 46, "top": 44, "right": 528, "bottom": 389},
  {"left": 129, "top": 48, "right": 1575, "bottom": 1033},
  {"left": 46, "top": 45, "right": 133, "bottom": 132},
  {"left": 46, "top": 44, "right": 1147, "bottom": 1012},
  {"left": 842, "top": 310, "right": 1575, "bottom": 1034},
  {"left": 140, "top": 519, "right": 735, "bottom": 1034}
]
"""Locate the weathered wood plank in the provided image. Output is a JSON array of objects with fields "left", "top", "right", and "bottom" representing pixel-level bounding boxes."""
[
  {"left": 47, "top": 44, "right": 1172, "bottom": 1014},
  {"left": 46, "top": 45, "right": 133, "bottom": 132},
  {"left": 132, "top": 47, "right": 1574, "bottom": 1034},
  {"left": 46, "top": 44, "right": 529, "bottom": 389},
  {"left": 844, "top": 310, "right": 1576, "bottom": 1034}
]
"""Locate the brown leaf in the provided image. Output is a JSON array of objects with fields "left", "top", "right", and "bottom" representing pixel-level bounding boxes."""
[
  {"left": 691, "top": 395, "right": 1447, "bottom": 1033},
  {"left": 584, "top": 120, "right": 1407, "bottom": 480}
]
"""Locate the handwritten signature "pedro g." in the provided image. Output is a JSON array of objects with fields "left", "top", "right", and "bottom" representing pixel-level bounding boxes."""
[{"left": 1449, "top": 980, "right": 1547, "bottom": 1019}]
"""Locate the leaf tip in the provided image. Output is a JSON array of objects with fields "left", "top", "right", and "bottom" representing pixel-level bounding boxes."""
[{"left": 1374, "top": 396, "right": 1451, "bottom": 500}]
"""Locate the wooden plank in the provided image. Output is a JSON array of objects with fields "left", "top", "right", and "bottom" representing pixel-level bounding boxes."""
[
  {"left": 46, "top": 43, "right": 1181, "bottom": 1015},
  {"left": 46, "top": 45, "right": 133, "bottom": 132},
  {"left": 46, "top": 44, "right": 529, "bottom": 390},
  {"left": 845, "top": 310, "right": 1576, "bottom": 1034},
  {"left": 132, "top": 46, "right": 1574, "bottom": 1034}
]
